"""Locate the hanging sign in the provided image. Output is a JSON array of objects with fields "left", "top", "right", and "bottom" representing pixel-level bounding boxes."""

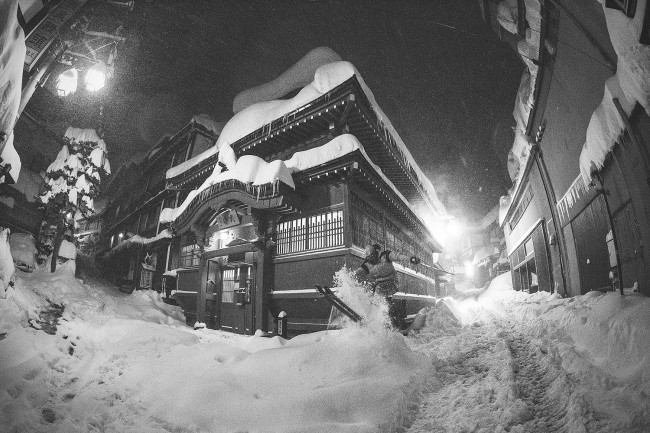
[
  {"left": 23, "top": 0, "right": 87, "bottom": 72},
  {"left": 213, "top": 209, "right": 240, "bottom": 231}
]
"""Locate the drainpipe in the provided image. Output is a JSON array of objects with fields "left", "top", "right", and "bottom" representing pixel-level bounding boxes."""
[
  {"left": 593, "top": 174, "right": 624, "bottom": 295},
  {"left": 532, "top": 139, "right": 568, "bottom": 295}
]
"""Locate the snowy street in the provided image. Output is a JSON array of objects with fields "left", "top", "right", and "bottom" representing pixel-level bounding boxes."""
[
  {"left": 404, "top": 282, "right": 648, "bottom": 433},
  {"left": 1, "top": 259, "right": 649, "bottom": 432}
]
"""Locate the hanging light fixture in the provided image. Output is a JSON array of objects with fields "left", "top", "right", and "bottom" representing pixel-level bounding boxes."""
[
  {"left": 56, "top": 68, "right": 78, "bottom": 97},
  {"left": 85, "top": 61, "right": 107, "bottom": 92}
]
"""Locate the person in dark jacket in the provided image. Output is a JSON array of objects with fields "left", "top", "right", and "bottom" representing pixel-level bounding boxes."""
[{"left": 356, "top": 244, "right": 418, "bottom": 330}]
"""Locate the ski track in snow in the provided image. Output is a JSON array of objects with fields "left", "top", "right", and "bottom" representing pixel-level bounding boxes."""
[{"left": 405, "top": 309, "right": 646, "bottom": 433}]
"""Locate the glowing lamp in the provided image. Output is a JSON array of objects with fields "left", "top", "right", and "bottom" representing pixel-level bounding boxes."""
[
  {"left": 56, "top": 68, "right": 78, "bottom": 97},
  {"left": 85, "top": 62, "right": 107, "bottom": 92}
]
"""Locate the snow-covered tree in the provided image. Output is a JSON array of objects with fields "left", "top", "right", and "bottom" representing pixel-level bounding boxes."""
[{"left": 37, "top": 127, "right": 110, "bottom": 272}]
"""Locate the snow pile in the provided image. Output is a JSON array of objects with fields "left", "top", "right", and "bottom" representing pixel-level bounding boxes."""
[
  {"left": 107, "top": 229, "right": 173, "bottom": 254},
  {"left": 407, "top": 272, "right": 650, "bottom": 431},
  {"left": 233, "top": 46, "right": 342, "bottom": 114},
  {"left": 1, "top": 249, "right": 429, "bottom": 432},
  {"left": 330, "top": 267, "right": 390, "bottom": 329},
  {"left": 8, "top": 232, "right": 37, "bottom": 272},
  {"left": 57, "top": 239, "right": 76, "bottom": 260},
  {"left": 3, "top": 244, "right": 650, "bottom": 431},
  {"left": 160, "top": 154, "right": 295, "bottom": 224},
  {"left": 285, "top": 133, "right": 360, "bottom": 172},
  {"left": 599, "top": 0, "right": 650, "bottom": 114},
  {"left": 580, "top": 0, "right": 650, "bottom": 183},
  {"left": 0, "top": 228, "right": 15, "bottom": 296},
  {"left": 0, "top": 0, "right": 26, "bottom": 183}
]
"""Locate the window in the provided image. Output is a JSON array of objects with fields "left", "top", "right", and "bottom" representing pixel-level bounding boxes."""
[
  {"left": 140, "top": 269, "right": 153, "bottom": 289},
  {"left": 221, "top": 268, "right": 238, "bottom": 303},
  {"left": 276, "top": 211, "right": 344, "bottom": 255},
  {"left": 605, "top": 0, "right": 636, "bottom": 18},
  {"left": 180, "top": 244, "right": 201, "bottom": 267},
  {"left": 510, "top": 185, "right": 533, "bottom": 230},
  {"left": 172, "top": 145, "right": 189, "bottom": 167},
  {"left": 149, "top": 172, "right": 166, "bottom": 194},
  {"left": 145, "top": 205, "right": 161, "bottom": 230},
  {"left": 191, "top": 133, "right": 214, "bottom": 159}
]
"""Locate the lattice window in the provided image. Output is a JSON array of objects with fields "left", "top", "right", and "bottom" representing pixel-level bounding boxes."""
[
  {"left": 221, "top": 268, "right": 238, "bottom": 303},
  {"left": 276, "top": 211, "right": 344, "bottom": 255},
  {"left": 180, "top": 244, "right": 200, "bottom": 267},
  {"left": 140, "top": 269, "right": 153, "bottom": 289},
  {"left": 510, "top": 185, "right": 533, "bottom": 230}
]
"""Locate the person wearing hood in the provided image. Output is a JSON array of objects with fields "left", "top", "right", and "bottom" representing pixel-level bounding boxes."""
[{"left": 355, "top": 244, "right": 420, "bottom": 330}]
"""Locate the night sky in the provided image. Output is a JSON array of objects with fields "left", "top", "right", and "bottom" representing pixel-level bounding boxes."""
[{"left": 30, "top": 0, "right": 524, "bottom": 222}]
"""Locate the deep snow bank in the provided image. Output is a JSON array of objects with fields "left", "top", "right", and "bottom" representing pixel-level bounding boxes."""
[{"left": 0, "top": 245, "right": 430, "bottom": 432}]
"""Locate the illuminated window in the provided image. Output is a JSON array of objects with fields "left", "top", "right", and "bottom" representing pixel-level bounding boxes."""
[{"left": 276, "top": 210, "right": 344, "bottom": 255}]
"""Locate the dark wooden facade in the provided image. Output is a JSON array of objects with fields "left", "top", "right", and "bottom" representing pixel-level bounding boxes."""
[
  {"left": 488, "top": 0, "right": 650, "bottom": 297},
  {"left": 101, "top": 76, "right": 443, "bottom": 335}
]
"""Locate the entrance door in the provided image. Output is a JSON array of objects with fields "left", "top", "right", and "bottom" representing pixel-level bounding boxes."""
[
  {"left": 204, "top": 259, "right": 220, "bottom": 328},
  {"left": 218, "top": 264, "right": 253, "bottom": 334},
  {"left": 572, "top": 194, "right": 612, "bottom": 293}
]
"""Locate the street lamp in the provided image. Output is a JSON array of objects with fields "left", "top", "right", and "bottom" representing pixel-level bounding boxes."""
[
  {"left": 56, "top": 68, "right": 78, "bottom": 97},
  {"left": 85, "top": 61, "right": 107, "bottom": 92}
]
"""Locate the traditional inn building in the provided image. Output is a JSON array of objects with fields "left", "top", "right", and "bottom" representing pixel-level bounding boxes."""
[
  {"left": 482, "top": 0, "right": 650, "bottom": 296},
  {"left": 99, "top": 58, "right": 446, "bottom": 336}
]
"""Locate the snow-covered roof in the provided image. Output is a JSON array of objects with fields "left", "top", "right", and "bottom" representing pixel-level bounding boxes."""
[
  {"left": 232, "top": 46, "right": 342, "bottom": 114},
  {"left": 166, "top": 59, "right": 446, "bottom": 220},
  {"left": 160, "top": 133, "right": 436, "bottom": 236},
  {"left": 496, "top": 0, "right": 543, "bottom": 225},
  {"left": 192, "top": 114, "right": 224, "bottom": 136},
  {"left": 579, "top": 0, "right": 650, "bottom": 183}
]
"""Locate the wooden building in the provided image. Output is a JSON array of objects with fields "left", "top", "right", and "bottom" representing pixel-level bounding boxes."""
[
  {"left": 100, "top": 66, "right": 445, "bottom": 336},
  {"left": 483, "top": 0, "right": 650, "bottom": 296}
]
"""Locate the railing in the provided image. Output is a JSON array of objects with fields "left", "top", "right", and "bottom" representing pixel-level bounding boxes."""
[{"left": 276, "top": 211, "right": 344, "bottom": 255}]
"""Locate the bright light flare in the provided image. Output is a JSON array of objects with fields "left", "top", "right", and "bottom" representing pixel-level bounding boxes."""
[
  {"left": 56, "top": 68, "right": 78, "bottom": 97},
  {"left": 448, "top": 219, "right": 465, "bottom": 238},
  {"left": 85, "top": 62, "right": 107, "bottom": 92},
  {"left": 464, "top": 261, "right": 474, "bottom": 277}
]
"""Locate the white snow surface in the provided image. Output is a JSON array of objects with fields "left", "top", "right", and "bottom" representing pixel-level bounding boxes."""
[
  {"left": 232, "top": 46, "right": 343, "bottom": 114},
  {"left": 0, "top": 229, "right": 14, "bottom": 295},
  {"left": 2, "top": 233, "right": 650, "bottom": 432},
  {"left": 580, "top": 0, "right": 650, "bottom": 183},
  {"left": 64, "top": 127, "right": 107, "bottom": 152},
  {"left": 0, "top": 0, "right": 26, "bottom": 182},
  {"left": 57, "top": 240, "right": 77, "bottom": 260}
]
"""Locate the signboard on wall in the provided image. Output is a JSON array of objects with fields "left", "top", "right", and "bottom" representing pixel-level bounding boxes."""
[
  {"left": 23, "top": 0, "right": 87, "bottom": 72},
  {"left": 213, "top": 209, "right": 240, "bottom": 231}
]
